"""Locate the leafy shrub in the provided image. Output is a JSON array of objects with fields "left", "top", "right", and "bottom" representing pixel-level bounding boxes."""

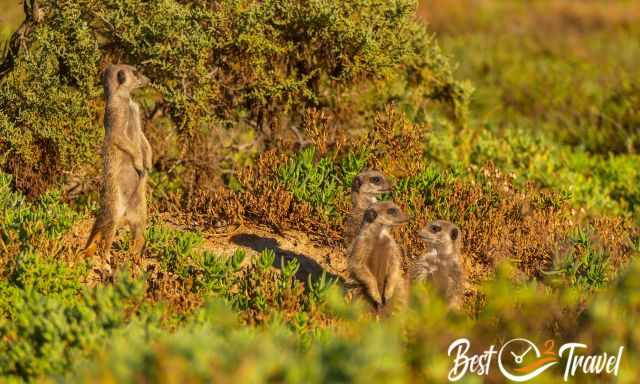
[
  {"left": 0, "top": 217, "right": 338, "bottom": 381},
  {"left": 144, "top": 224, "right": 203, "bottom": 277},
  {"left": 548, "top": 227, "right": 612, "bottom": 290},
  {"left": 0, "top": 0, "right": 469, "bottom": 195},
  {"left": 278, "top": 147, "right": 346, "bottom": 218},
  {"left": 0, "top": 172, "right": 80, "bottom": 275},
  {"left": 0, "top": 271, "right": 145, "bottom": 380},
  {"left": 1, "top": 252, "right": 85, "bottom": 307},
  {"left": 52, "top": 259, "right": 640, "bottom": 383},
  {"left": 0, "top": 1, "right": 103, "bottom": 195}
]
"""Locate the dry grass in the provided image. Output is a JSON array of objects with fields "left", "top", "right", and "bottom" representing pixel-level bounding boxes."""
[{"left": 418, "top": 0, "right": 640, "bottom": 35}]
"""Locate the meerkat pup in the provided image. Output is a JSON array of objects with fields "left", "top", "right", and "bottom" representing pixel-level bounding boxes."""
[
  {"left": 85, "top": 64, "right": 152, "bottom": 267},
  {"left": 349, "top": 201, "right": 409, "bottom": 312},
  {"left": 411, "top": 220, "right": 464, "bottom": 310},
  {"left": 344, "top": 170, "right": 391, "bottom": 252}
]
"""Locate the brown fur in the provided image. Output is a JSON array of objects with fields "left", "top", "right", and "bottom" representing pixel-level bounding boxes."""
[
  {"left": 349, "top": 201, "right": 409, "bottom": 313},
  {"left": 85, "top": 64, "right": 152, "bottom": 266},
  {"left": 410, "top": 220, "right": 464, "bottom": 309},
  {"left": 344, "top": 170, "right": 391, "bottom": 252}
]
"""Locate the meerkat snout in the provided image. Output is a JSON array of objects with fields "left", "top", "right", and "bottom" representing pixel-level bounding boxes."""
[
  {"left": 104, "top": 65, "right": 150, "bottom": 97},
  {"left": 133, "top": 71, "right": 150, "bottom": 88},
  {"left": 118, "top": 66, "right": 149, "bottom": 88}
]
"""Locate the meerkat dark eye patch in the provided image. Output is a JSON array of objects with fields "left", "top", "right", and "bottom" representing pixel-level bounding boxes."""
[
  {"left": 370, "top": 176, "right": 381, "bottom": 184},
  {"left": 431, "top": 224, "right": 441, "bottom": 233},
  {"left": 352, "top": 177, "right": 362, "bottom": 192},
  {"left": 387, "top": 207, "right": 398, "bottom": 216},
  {"left": 117, "top": 70, "right": 127, "bottom": 85},
  {"left": 450, "top": 228, "right": 459, "bottom": 241},
  {"left": 363, "top": 209, "right": 378, "bottom": 223}
]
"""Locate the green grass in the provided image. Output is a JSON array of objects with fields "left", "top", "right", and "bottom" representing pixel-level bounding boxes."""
[
  {"left": 419, "top": 0, "right": 640, "bottom": 220},
  {"left": 427, "top": 123, "right": 640, "bottom": 219},
  {"left": 278, "top": 147, "right": 343, "bottom": 218},
  {"left": 422, "top": 0, "right": 640, "bottom": 154}
]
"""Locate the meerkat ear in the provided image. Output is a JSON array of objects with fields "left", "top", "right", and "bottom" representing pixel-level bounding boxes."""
[
  {"left": 117, "top": 70, "right": 127, "bottom": 85},
  {"left": 450, "top": 228, "right": 459, "bottom": 241},
  {"left": 352, "top": 176, "right": 362, "bottom": 192},
  {"left": 363, "top": 208, "right": 377, "bottom": 223}
]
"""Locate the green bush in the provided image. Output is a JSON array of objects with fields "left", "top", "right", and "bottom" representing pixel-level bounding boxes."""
[
  {"left": 0, "top": 217, "right": 338, "bottom": 381},
  {"left": 0, "top": 172, "right": 80, "bottom": 256},
  {"left": 144, "top": 224, "right": 204, "bottom": 277},
  {"left": 0, "top": 271, "right": 145, "bottom": 380},
  {"left": 0, "top": 0, "right": 469, "bottom": 195},
  {"left": 52, "top": 260, "right": 640, "bottom": 383}
]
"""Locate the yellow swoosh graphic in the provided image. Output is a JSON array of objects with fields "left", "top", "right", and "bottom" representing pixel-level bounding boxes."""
[{"left": 514, "top": 356, "right": 559, "bottom": 374}]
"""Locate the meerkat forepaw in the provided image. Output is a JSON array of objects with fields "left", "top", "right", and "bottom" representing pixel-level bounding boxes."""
[
  {"left": 135, "top": 168, "right": 145, "bottom": 178},
  {"left": 383, "top": 291, "right": 394, "bottom": 305}
]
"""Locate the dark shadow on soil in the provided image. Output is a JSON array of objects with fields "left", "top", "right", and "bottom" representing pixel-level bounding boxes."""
[{"left": 230, "top": 233, "right": 343, "bottom": 285}]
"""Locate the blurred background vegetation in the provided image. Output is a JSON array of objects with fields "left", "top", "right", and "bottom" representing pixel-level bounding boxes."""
[
  {"left": 0, "top": 0, "right": 639, "bottom": 382},
  {"left": 0, "top": 0, "right": 23, "bottom": 40}
]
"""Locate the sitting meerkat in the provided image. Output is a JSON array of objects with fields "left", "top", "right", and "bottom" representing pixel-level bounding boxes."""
[
  {"left": 349, "top": 201, "right": 410, "bottom": 312},
  {"left": 411, "top": 220, "right": 464, "bottom": 310},
  {"left": 85, "top": 64, "right": 152, "bottom": 269},
  {"left": 343, "top": 170, "right": 391, "bottom": 252}
]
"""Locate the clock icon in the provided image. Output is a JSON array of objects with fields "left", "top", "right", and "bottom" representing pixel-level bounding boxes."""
[
  {"left": 511, "top": 344, "right": 533, "bottom": 364},
  {"left": 498, "top": 338, "right": 559, "bottom": 382},
  {"left": 500, "top": 338, "right": 538, "bottom": 370}
]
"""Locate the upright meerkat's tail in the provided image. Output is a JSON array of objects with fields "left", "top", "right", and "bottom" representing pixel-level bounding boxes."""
[
  {"left": 84, "top": 216, "right": 106, "bottom": 256},
  {"left": 84, "top": 231, "right": 101, "bottom": 257}
]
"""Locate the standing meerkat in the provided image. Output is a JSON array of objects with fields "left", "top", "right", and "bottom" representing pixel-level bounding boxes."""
[
  {"left": 343, "top": 170, "right": 391, "bottom": 252},
  {"left": 349, "top": 201, "right": 409, "bottom": 312},
  {"left": 85, "top": 64, "right": 152, "bottom": 267},
  {"left": 411, "top": 220, "right": 464, "bottom": 310}
]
